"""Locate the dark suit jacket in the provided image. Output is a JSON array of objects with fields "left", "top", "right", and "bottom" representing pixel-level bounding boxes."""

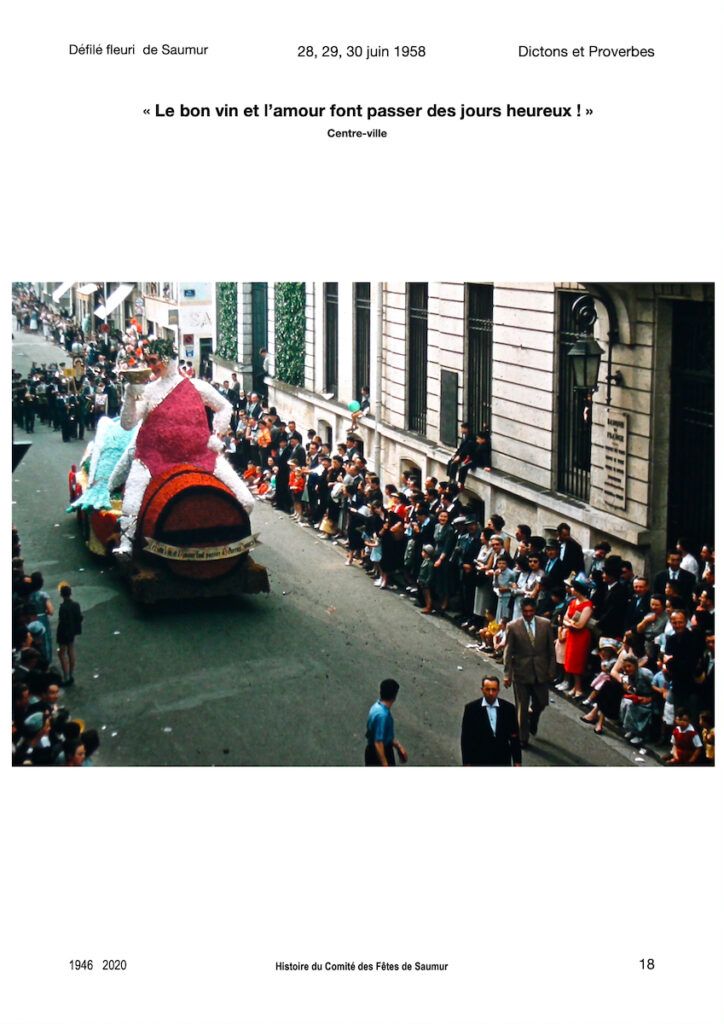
[
  {"left": 503, "top": 616, "right": 557, "bottom": 685},
  {"left": 624, "top": 592, "right": 652, "bottom": 632},
  {"left": 595, "top": 581, "right": 630, "bottom": 637},
  {"left": 287, "top": 443, "right": 307, "bottom": 466},
  {"left": 560, "top": 538, "right": 585, "bottom": 576},
  {"left": 461, "top": 698, "right": 522, "bottom": 766},
  {"left": 653, "top": 568, "right": 696, "bottom": 602},
  {"left": 470, "top": 436, "right": 492, "bottom": 469},
  {"left": 542, "top": 556, "right": 565, "bottom": 589},
  {"left": 452, "top": 435, "right": 476, "bottom": 461},
  {"left": 664, "top": 629, "right": 705, "bottom": 692}
]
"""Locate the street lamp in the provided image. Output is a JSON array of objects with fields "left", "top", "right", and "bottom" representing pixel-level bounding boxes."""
[
  {"left": 567, "top": 335, "right": 603, "bottom": 390},
  {"left": 568, "top": 293, "right": 624, "bottom": 405}
]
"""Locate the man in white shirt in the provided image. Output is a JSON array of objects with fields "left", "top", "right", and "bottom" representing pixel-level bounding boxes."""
[
  {"left": 461, "top": 676, "right": 522, "bottom": 766},
  {"left": 676, "top": 537, "right": 701, "bottom": 580}
]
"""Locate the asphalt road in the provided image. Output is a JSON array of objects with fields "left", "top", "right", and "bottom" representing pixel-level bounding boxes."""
[{"left": 12, "top": 329, "right": 650, "bottom": 766}]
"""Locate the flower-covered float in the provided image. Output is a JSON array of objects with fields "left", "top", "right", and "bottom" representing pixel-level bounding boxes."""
[{"left": 68, "top": 335, "right": 269, "bottom": 604}]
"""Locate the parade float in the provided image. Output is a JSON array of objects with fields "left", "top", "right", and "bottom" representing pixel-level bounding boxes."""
[{"left": 68, "top": 337, "right": 269, "bottom": 604}]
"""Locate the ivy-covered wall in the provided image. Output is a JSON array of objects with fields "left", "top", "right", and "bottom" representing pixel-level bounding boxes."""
[
  {"left": 215, "top": 282, "right": 238, "bottom": 361},
  {"left": 274, "top": 282, "right": 305, "bottom": 387}
]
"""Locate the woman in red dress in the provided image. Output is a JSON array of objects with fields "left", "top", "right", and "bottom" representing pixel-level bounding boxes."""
[{"left": 562, "top": 577, "right": 594, "bottom": 699}]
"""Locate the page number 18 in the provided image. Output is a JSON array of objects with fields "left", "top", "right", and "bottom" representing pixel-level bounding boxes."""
[{"left": 640, "top": 958, "right": 655, "bottom": 970}]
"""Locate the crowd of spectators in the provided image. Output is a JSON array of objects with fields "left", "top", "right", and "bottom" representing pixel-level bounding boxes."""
[
  {"left": 12, "top": 286, "right": 715, "bottom": 766},
  {"left": 12, "top": 528, "right": 92, "bottom": 767},
  {"left": 13, "top": 289, "right": 123, "bottom": 442},
  {"left": 239, "top": 411, "right": 715, "bottom": 764}
]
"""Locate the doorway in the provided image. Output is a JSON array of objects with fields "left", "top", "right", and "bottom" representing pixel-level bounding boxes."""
[{"left": 666, "top": 299, "right": 714, "bottom": 549}]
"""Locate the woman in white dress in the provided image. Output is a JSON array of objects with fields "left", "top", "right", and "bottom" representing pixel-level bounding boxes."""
[{"left": 471, "top": 527, "right": 496, "bottom": 623}]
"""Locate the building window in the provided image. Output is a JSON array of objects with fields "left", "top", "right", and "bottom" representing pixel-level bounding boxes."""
[
  {"left": 557, "top": 290, "right": 593, "bottom": 502},
  {"left": 354, "top": 282, "right": 371, "bottom": 400},
  {"left": 667, "top": 299, "right": 714, "bottom": 549},
  {"left": 251, "top": 282, "right": 268, "bottom": 382},
  {"left": 317, "top": 419, "right": 334, "bottom": 448},
  {"left": 466, "top": 283, "right": 493, "bottom": 431},
  {"left": 324, "top": 282, "right": 338, "bottom": 394},
  {"left": 407, "top": 283, "right": 428, "bottom": 434}
]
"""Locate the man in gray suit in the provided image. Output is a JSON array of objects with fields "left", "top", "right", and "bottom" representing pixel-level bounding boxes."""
[{"left": 503, "top": 597, "right": 557, "bottom": 747}]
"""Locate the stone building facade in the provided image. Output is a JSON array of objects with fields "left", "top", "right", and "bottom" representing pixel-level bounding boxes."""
[
  {"left": 262, "top": 281, "right": 714, "bottom": 573},
  {"left": 28, "top": 279, "right": 716, "bottom": 572}
]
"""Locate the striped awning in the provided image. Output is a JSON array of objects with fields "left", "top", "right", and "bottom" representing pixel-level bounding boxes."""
[
  {"left": 52, "top": 281, "right": 75, "bottom": 303},
  {"left": 95, "top": 283, "right": 135, "bottom": 319}
]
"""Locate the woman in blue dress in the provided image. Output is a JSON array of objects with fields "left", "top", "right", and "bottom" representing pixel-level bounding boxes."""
[
  {"left": 492, "top": 553, "right": 516, "bottom": 622},
  {"left": 27, "top": 571, "right": 54, "bottom": 665}
]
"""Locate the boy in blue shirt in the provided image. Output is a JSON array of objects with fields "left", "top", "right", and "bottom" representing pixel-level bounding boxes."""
[{"left": 365, "top": 678, "right": 409, "bottom": 766}]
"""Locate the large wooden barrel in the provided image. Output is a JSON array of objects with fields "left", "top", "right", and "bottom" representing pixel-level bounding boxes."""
[{"left": 137, "top": 464, "right": 251, "bottom": 580}]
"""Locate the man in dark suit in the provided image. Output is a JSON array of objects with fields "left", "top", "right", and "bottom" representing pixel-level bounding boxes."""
[
  {"left": 653, "top": 552, "right": 696, "bottom": 606},
  {"left": 287, "top": 432, "right": 307, "bottom": 468},
  {"left": 274, "top": 435, "right": 292, "bottom": 512},
  {"left": 624, "top": 575, "right": 652, "bottom": 633},
  {"left": 542, "top": 539, "right": 566, "bottom": 589},
  {"left": 447, "top": 422, "right": 476, "bottom": 482},
  {"left": 594, "top": 557, "right": 630, "bottom": 638},
  {"left": 503, "top": 598, "right": 557, "bottom": 746},
  {"left": 229, "top": 372, "right": 241, "bottom": 407},
  {"left": 664, "top": 609, "right": 706, "bottom": 718},
  {"left": 557, "top": 522, "right": 585, "bottom": 576},
  {"left": 461, "top": 675, "right": 522, "bottom": 766},
  {"left": 247, "top": 392, "right": 264, "bottom": 421},
  {"left": 463, "top": 429, "right": 492, "bottom": 482}
]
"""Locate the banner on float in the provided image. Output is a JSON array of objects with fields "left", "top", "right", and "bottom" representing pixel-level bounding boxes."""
[{"left": 143, "top": 534, "right": 258, "bottom": 561}]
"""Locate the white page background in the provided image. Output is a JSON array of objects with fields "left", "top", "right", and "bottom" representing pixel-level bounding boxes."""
[{"left": 2, "top": 2, "right": 722, "bottom": 1022}]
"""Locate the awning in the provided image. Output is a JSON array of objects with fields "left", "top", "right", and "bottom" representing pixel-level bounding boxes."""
[
  {"left": 76, "top": 282, "right": 100, "bottom": 296},
  {"left": 94, "top": 283, "right": 135, "bottom": 319},
  {"left": 52, "top": 280, "right": 75, "bottom": 303}
]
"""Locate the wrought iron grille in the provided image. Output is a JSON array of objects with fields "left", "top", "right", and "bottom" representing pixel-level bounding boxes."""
[
  {"left": 324, "top": 282, "right": 338, "bottom": 394},
  {"left": 466, "top": 283, "right": 493, "bottom": 431},
  {"left": 354, "top": 283, "right": 371, "bottom": 399},
  {"left": 667, "top": 300, "right": 715, "bottom": 548},
  {"left": 557, "top": 291, "right": 593, "bottom": 501},
  {"left": 407, "top": 283, "right": 428, "bottom": 434}
]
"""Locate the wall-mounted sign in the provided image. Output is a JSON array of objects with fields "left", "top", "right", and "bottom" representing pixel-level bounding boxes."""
[
  {"left": 180, "top": 308, "right": 214, "bottom": 332},
  {"left": 603, "top": 410, "right": 627, "bottom": 510}
]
